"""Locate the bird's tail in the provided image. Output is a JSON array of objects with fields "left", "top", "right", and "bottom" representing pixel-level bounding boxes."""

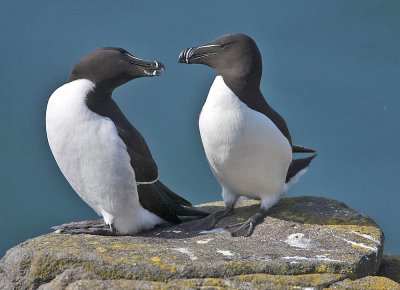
[
  {"left": 157, "top": 181, "right": 209, "bottom": 218},
  {"left": 157, "top": 181, "right": 193, "bottom": 206},
  {"left": 137, "top": 181, "right": 208, "bottom": 225},
  {"left": 284, "top": 154, "right": 317, "bottom": 192},
  {"left": 292, "top": 144, "right": 316, "bottom": 153}
]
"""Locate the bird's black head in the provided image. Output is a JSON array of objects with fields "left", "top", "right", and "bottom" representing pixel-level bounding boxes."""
[
  {"left": 69, "top": 47, "right": 165, "bottom": 90},
  {"left": 178, "top": 33, "right": 262, "bottom": 83}
]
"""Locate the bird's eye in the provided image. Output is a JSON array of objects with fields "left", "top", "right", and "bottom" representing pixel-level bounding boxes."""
[
  {"left": 220, "top": 42, "right": 232, "bottom": 49},
  {"left": 220, "top": 42, "right": 236, "bottom": 49}
]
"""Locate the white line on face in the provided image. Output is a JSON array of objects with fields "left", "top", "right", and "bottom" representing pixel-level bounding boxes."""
[{"left": 197, "top": 44, "right": 220, "bottom": 49}]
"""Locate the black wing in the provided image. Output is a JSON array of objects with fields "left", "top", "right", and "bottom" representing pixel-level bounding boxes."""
[{"left": 115, "top": 121, "right": 158, "bottom": 182}]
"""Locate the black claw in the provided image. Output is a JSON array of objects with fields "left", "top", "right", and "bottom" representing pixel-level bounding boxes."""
[{"left": 245, "top": 222, "right": 255, "bottom": 237}]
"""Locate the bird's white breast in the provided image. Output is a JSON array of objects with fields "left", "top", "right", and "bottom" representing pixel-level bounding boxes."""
[
  {"left": 199, "top": 76, "right": 292, "bottom": 198},
  {"left": 46, "top": 79, "right": 162, "bottom": 234}
]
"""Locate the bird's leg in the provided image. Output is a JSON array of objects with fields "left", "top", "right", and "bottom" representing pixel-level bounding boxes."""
[
  {"left": 51, "top": 220, "right": 116, "bottom": 236},
  {"left": 181, "top": 204, "right": 235, "bottom": 231},
  {"left": 181, "top": 190, "right": 238, "bottom": 232},
  {"left": 227, "top": 195, "right": 280, "bottom": 237},
  {"left": 110, "top": 223, "right": 117, "bottom": 235},
  {"left": 227, "top": 208, "right": 267, "bottom": 237}
]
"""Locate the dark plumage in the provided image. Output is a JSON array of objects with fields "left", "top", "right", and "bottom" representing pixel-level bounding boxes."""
[
  {"left": 179, "top": 34, "right": 316, "bottom": 236},
  {"left": 47, "top": 47, "right": 207, "bottom": 236}
]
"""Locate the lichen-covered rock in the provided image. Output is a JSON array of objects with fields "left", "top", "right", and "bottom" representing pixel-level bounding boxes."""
[
  {"left": 378, "top": 254, "right": 400, "bottom": 283},
  {"left": 0, "top": 267, "right": 13, "bottom": 289},
  {"left": 329, "top": 276, "right": 400, "bottom": 289},
  {"left": 39, "top": 272, "right": 345, "bottom": 290},
  {"left": 37, "top": 268, "right": 97, "bottom": 290},
  {"left": 228, "top": 273, "right": 345, "bottom": 289},
  {"left": 0, "top": 196, "right": 384, "bottom": 289}
]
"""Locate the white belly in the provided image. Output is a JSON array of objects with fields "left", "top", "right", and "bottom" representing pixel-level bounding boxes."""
[
  {"left": 45, "top": 79, "right": 163, "bottom": 234},
  {"left": 199, "top": 76, "right": 292, "bottom": 199}
]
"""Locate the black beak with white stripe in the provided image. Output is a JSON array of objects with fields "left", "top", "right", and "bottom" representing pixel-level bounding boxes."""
[
  {"left": 124, "top": 56, "right": 165, "bottom": 77},
  {"left": 178, "top": 44, "right": 223, "bottom": 65}
]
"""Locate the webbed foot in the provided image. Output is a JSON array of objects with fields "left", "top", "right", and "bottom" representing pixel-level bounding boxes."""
[
  {"left": 181, "top": 207, "right": 234, "bottom": 231},
  {"left": 227, "top": 209, "right": 267, "bottom": 237},
  {"left": 51, "top": 220, "right": 115, "bottom": 236}
]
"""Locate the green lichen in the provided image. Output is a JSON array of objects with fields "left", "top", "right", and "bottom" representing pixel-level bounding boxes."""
[
  {"left": 218, "top": 261, "right": 262, "bottom": 276},
  {"left": 269, "top": 196, "right": 378, "bottom": 226}
]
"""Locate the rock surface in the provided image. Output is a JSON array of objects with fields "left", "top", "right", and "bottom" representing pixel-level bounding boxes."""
[
  {"left": 329, "top": 276, "right": 400, "bottom": 289},
  {"left": 38, "top": 268, "right": 345, "bottom": 290},
  {"left": 0, "top": 196, "right": 388, "bottom": 289},
  {"left": 378, "top": 254, "right": 400, "bottom": 284}
]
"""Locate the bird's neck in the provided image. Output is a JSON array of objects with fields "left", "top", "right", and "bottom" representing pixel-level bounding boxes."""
[
  {"left": 88, "top": 83, "right": 113, "bottom": 99},
  {"left": 84, "top": 82, "right": 115, "bottom": 116},
  {"left": 221, "top": 74, "right": 261, "bottom": 100}
]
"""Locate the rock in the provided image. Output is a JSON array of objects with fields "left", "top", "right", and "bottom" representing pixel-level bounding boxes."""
[
  {"left": 378, "top": 254, "right": 400, "bottom": 283},
  {"left": 39, "top": 271, "right": 345, "bottom": 290},
  {"left": 37, "top": 268, "right": 97, "bottom": 290},
  {"left": 329, "top": 276, "right": 400, "bottom": 289},
  {"left": 0, "top": 196, "right": 384, "bottom": 289},
  {"left": 228, "top": 273, "right": 345, "bottom": 289},
  {"left": 0, "top": 266, "right": 13, "bottom": 290}
]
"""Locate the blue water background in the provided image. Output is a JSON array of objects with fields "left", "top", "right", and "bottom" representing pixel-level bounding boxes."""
[{"left": 0, "top": 1, "right": 399, "bottom": 256}]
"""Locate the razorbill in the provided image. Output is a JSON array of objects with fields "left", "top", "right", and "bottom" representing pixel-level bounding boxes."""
[
  {"left": 47, "top": 47, "right": 207, "bottom": 235},
  {"left": 178, "top": 33, "right": 316, "bottom": 237}
]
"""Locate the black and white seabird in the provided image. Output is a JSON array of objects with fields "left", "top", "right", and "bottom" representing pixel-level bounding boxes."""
[
  {"left": 46, "top": 47, "right": 207, "bottom": 235},
  {"left": 178, "top": 33, "right": 316, "bottom": 237}
]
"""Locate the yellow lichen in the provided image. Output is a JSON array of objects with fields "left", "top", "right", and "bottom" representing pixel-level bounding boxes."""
[
  {"left": 220, "top": 261, "right": 261, "bottom": 276},
  {"left": 315, "top": 264, "right": 333, "bottom": 273},
  {"left": 149, "top": 256, "right": 177, "bottom": 274},
  {"left": 328, "top": 225, "right": 382, "bottom": 240},
  {"left": 95, "top": 247, "right": 107, "bottom": 253},
  {"left": 109, "top": 242, "right": 150, "bottom": 250},
  {"left": 350, "top": 243, "right": 371, "bottom": 252},
  {"left": 150, "top": 256, "right": 161, "bottom": 263}
]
